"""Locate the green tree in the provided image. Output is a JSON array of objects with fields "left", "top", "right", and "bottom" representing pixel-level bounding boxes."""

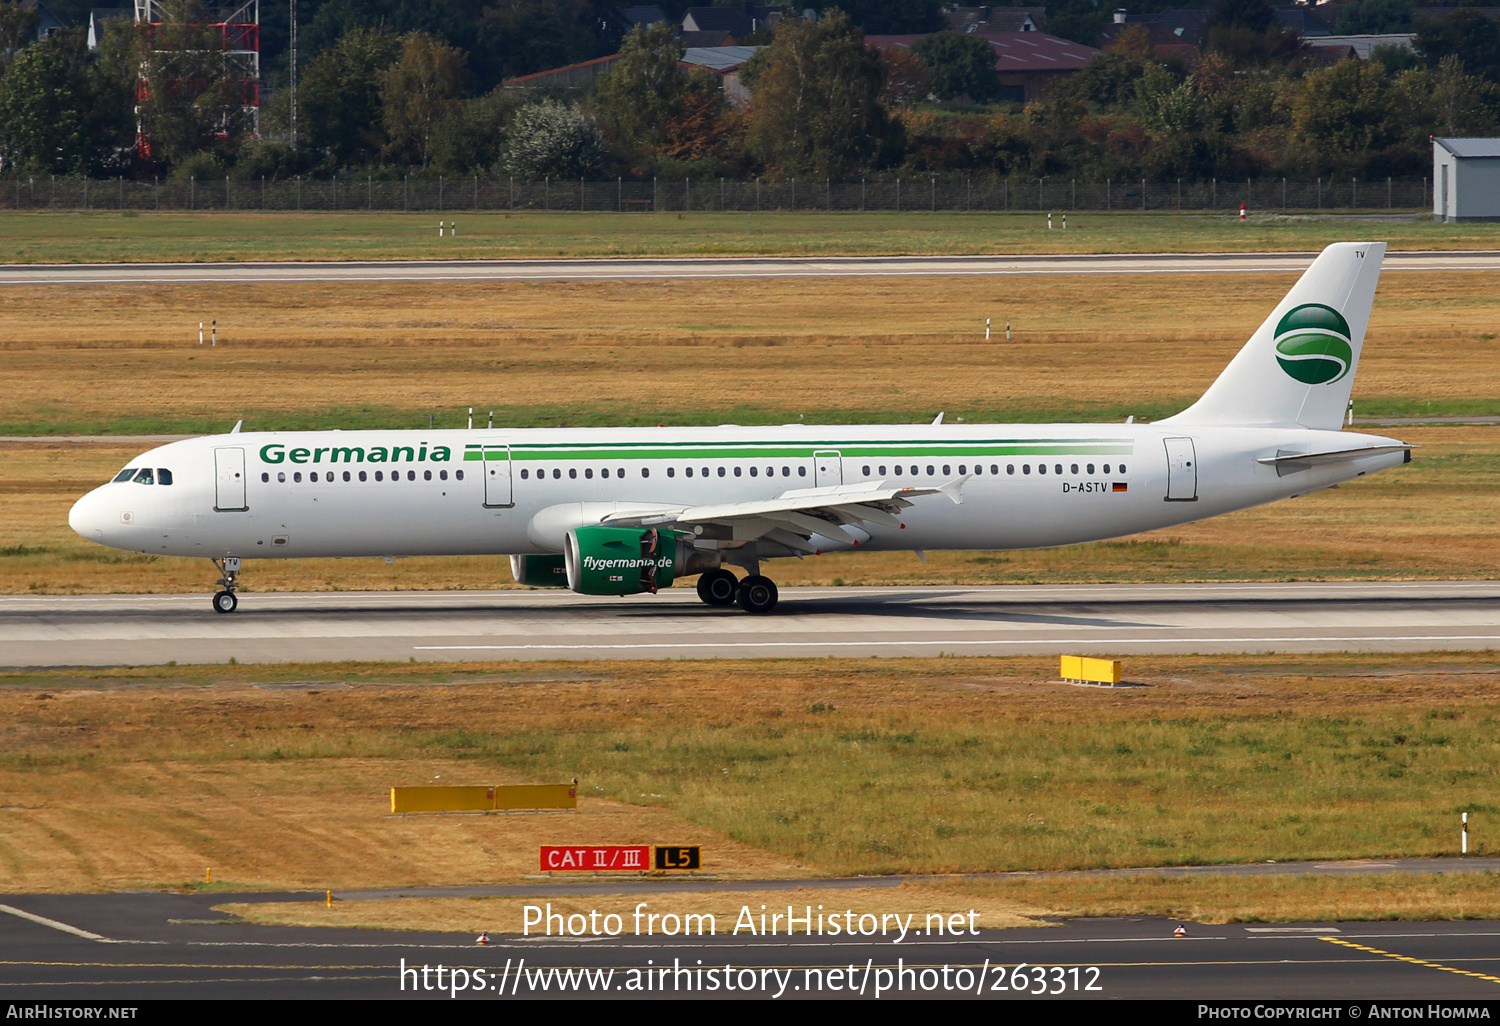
[
  {"left": 741, "top": 9, "right": 900, "bottom": 175},
  {"left": 0, "top": 44, "right": 86, "bottom": 172},
  {"left": 0, "top": 0, "right": 39, "bottom": 67},
  {"left": 593, "top": 22, "right": 688, "bottom": 153},
  {"left": 818, "top": 0, "right": 943, "bottom": 34},
  {"left": 300, "top": 26, "right": 402, "bottom": 168},
  {"left": 1415, "top": 9, "right": 1500, "bottom": 84},
  {"left": 1336, "top": 0, "right": 1413, "bottom": 35},
  {"left": 500, "top": 98, "right": 605, "bottom": 179},
  {"left": 380, "top": 32, "right": 468, "bottom": 168},
  {"left": 1290, "top": 59, "right": 1400, "bottom": 175},
  {"left": 910, "top": 31, "right": 1000, "bottom": 103}
]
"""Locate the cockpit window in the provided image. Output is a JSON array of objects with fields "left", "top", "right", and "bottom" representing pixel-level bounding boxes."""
[
  {"left": 158, "top": 468, "right": 173, "bottom": 486},
  {"left": 113, "top": 468, "right": 137, "bottom": 482},
  {"left": 133, "top": 468, "right": 155, "bottom": 485}
]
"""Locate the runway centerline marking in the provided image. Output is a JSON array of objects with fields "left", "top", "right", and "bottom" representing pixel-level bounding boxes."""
[{"left": 1320, "top": 937, "right": 1500, "bottom": 985}]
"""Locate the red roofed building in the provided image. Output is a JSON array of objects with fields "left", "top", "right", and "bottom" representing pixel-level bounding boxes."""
[{"left": 866, "top": 31, "right": 1098, "bottom": 104}]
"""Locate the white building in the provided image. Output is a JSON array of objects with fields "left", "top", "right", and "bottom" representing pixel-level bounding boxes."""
[{"left": 1434, "top": 137, "right": 1500, "bottom": 222}]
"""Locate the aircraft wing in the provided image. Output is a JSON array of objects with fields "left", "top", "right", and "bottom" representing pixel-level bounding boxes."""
[{"left": 599, "top": 479, "right": 968, "bottom": 553}]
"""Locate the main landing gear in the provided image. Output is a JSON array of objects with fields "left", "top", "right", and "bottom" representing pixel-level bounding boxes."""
[
  {"left": 210, "top": 556, "right": 241, "bottom": 614},
  {"left": 695, "top": 568, "right": 779, "bottom": 614}
]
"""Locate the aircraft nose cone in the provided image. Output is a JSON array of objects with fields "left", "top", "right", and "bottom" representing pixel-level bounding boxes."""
[{"left": 69, "top": 489, "right": 106, "bottom": 540}]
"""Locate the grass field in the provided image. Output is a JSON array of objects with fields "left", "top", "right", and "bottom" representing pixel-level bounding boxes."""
[
  {"left": 1, "top": 273, "right": 1497, "bottom": 437},
  {"left": 1, "top": 655, "right": 1496, "bottom": 918},
  {"left": 3, "top": 211, "right": 1499, "bottom": 264}
]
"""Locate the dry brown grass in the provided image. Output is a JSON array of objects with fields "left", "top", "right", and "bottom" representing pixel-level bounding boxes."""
[
  {"left": 2, "top": 655, "right": 1498, "bottom": 894},
  {"left": 219, "top": 885, "right": 1048, "bottom": 934},
  {"left": 946, "top": 873, "right": 1500, "bottom": 924},
  {"left": 0, "top": 273, "right": 1496, "bottom": 430}
]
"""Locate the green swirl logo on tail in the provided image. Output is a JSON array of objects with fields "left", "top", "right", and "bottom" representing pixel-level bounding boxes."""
[{"left": 1274, "top": 303, "right": 1353, "bottom": 385}]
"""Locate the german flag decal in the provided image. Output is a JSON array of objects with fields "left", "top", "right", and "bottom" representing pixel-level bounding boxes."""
[{"left": 1112, "top": 482, "right": 1128, "bottom": 492}]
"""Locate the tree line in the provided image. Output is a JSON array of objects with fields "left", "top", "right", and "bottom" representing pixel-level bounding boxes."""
[{"left": 0, "top": 0, "right": 1496, "bottom": 184}]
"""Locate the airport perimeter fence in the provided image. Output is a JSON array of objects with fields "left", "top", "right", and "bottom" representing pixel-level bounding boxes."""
[{"left": 5, "top": 174, "right": 1432, "bottom": 213}]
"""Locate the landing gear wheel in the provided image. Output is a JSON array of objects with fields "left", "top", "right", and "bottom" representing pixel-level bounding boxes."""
[
  {"left": 696, "top": 569, "right": 739, "bottom": 607},
  {"left": 736, "top": 575, "right": 778, "bottom": 614},
  {"left": 212, "top": 590, "right": 238, "bottom": 614}
]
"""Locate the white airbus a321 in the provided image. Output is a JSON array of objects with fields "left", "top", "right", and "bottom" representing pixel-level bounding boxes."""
[{"left": 69, "top": 242, "right": 1410, "bottom": 615}]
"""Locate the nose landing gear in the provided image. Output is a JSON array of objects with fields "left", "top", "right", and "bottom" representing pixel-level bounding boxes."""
[{"left": 211, "top": 556, "right": 241, "bottom": 613}]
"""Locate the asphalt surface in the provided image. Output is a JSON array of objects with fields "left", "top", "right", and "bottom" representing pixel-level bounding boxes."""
[
  {"left": 2, "top": 891, "right": 1499, "bottom": 999},
  {"left": 2, "top": 250, "right": 1500, "bottom": 286},
  {"left": 3, "top": 581, "right": 1499, "bottom": 667}
]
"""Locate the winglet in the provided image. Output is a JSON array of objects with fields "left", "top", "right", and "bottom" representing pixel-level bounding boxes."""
[
  {"left": 230, "top": 420, "right": 243, "bottom": 434},
  {"left": 932, "top": 412, "right": 944, "bottom": 425},
  {"left": 936, "top": 474, "right": 971, "bottom": 505}
]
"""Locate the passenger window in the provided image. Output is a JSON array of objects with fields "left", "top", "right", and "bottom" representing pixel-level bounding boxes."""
[
  {"left": 406, "top": 470, "right": 414, "bottom": 481},
  {"left": 942, "top": 465, "right": 950, "bottom": 476},
  {"left": 782, "top": 466, "right": 790, "bottom": 476},
  {"left": 359, "top": 471, "right": 367, "bottom": 481},
  {"left": 798, "top": 466, "right": 806, "bottom": 476},
  {"left": 1087, "top": 463, "right": 1095, "bottom": 474},
  {"left": 1120, "top": 463, "right": 1128, "bottom": 473},
  {"left": 667, "top": 467, "right": 675, "bottom": 478},
  {"left": 585, "top": 468, "right": 593, "bottom": 479},
  {"left": 893, "top": 466, "right": 902, "bottom": 475},
  {"left": 958, "top": 465, "right": 966, "bottom": 475},
  {"left": 440, "top": 470, "right": 448, "bottom": 481},
  {"left": 863, "top": 465, "right": 871, "bottom": 475},
  {"left": 113, "top": 468, "right": 137, "bottom": 482},
  {"left": 766, "top": 467, "right": 774, "bottom": 477},
  {"left": 520, "top": 469, "right": 529, "bottom": 479},
  {"left": 1055, "top": 464, "right": 1062, "bottom": 475},
  {"left": 991, "top": 464, "right": 999, "bottom": 475},
  {"left": 134, "top": 468, "right": 154, "bottom": 485},
  {"left": 749, "top": 467, "right": 757, "bottom": 477},
  {"left": 1039, "top": 465, "right": 1047, "bottom": 475},
  {"left": 909, "top": 465, "right": 918, "bottom": 476},
  {"left": 277, "top": 472, "right": 286, "bottom": 483},
  {"left": 310, "top": 472, "right": 319, "bottom": 482},
  {"left": 375, "top": 471, "right": 383, "bottom": 481},
  {"left": 1104, "top": 464, "right": 1111, "bottom": 474},
  {"left": 455, "top": 469, "right": 464, "bottom": 481},
  {"left": 343, "top": 471, "right": 351, "bottom": 482},
  {"left": 685, "top": 467, "right": 693, "bottom": 478},
  {"left": 424, "top": 470, "right": 432, "bottom": 481},
  {"left": 1070, "top": 464, "right": 1079, "bottom": 475},
  {"left": 619, "top": 468, "right": 625, "bottom": 478},
  {"left": 569, "top": 468, "right": 577, "bottom": 479},
  {"left": 703, "top": 467, "right": 710, "bottom": 477},
  {"left": 158, "top": 469, "right": 173, "bottom": 485},
  {"left": 1022, "top": 465, "right": 1030, "bottom": 475},
  {"left": 294, "top": 472, "right": 302, "bottom": 482},
  {"left": 878, "top": 465, "right": 886, "bottom": 475},
  {"left": 733, "top": 466, "right": 741, "bottom": 477},
  {"left": 642, "top": 468, "right": 650, "bottom": 478},
  {"left": 1006, "top": 465, "right": 1014, "bottom": 475},
  {"left": 718, "top": 467, "right": 726, "bottom": 477},
  {"left": 261, "top": 472, "right": 269, "bottom": 483},
  {"left": 602, "top": 468, "right": 610, "bottom": 479},
  {"left": 552, "top": 469, "right": 561, "bottom": 479}
]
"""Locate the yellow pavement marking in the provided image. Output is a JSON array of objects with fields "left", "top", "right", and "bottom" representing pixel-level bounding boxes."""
[{"left": 1321, "top": 937, "right": 1500, "bottom": 985}]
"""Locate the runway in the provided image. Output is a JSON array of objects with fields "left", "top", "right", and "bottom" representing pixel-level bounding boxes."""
[
  {"left": 2, "top": 891, "right": 1499, "bottom": 999},
  {"left": 3, "top": 581, "right": 1498, "bottom": 667},
  {"left": 2, "top": 250, "right": 1499, "bottom": 286}
]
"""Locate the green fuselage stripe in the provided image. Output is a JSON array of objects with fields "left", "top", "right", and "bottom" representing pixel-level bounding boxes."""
[{"left": 463, "top": 440, "right": 1135, "bottom": 462}]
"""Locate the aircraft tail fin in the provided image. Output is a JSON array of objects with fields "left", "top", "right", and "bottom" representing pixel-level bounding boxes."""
[{"left": 1158, "top": 242, "right": 1385, "bottom": 431}]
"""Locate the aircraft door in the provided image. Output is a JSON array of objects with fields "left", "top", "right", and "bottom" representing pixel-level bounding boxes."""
[
  {"left": 813, "top": 450, "right": 842, "bottom": 487},
  {"left": 482, "top": 445, "right": 513, "bottom": 507},
  {"left": 1164, "top": 437, "right": 1198, "bottom": 501},
  {"left": 214, "top": 447, "right": 247, "bottom": 511}
]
